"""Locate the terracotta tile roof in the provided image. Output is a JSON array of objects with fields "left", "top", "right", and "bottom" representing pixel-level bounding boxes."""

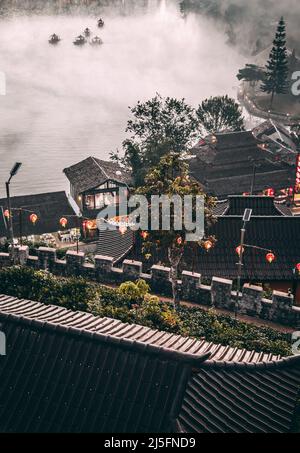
[{"left": 1, "top": 295, "right": 300, "bottom": 433}]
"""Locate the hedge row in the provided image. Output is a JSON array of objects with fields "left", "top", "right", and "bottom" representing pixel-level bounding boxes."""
[{"left": 0, "top": 266, "right": 292, "bottom": 356}]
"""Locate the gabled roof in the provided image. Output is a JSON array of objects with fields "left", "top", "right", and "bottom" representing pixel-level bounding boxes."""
[
  {"left": 1, "top": 295, "right": 300, "bottom": 433},
  {"left": 0, "top": 191, "right": 77, "bottom": 238},
  {"left": 63, "top": 157, "right": 133, "bottom": 194}
]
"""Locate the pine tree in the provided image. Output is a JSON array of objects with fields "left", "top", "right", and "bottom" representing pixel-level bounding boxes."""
[{"left": 261, "top": 17, "right": 289, "bottom": 108}]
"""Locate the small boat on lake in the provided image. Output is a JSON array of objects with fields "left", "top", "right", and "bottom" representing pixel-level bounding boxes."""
[
  {"left": 98, "top": 18, "right": 105, "bottom": 28},
  {"left": 49, "top": 34, "right": 61, "bottom": 44},
  {"left": 84, "top": 28, "right": 92, "bottom": 37},
  {"left": 73, "top": 35, "right": 87, "bottom": 46},
  {"left": 90, "top": 36, "right": 103, "bottom": 46}
]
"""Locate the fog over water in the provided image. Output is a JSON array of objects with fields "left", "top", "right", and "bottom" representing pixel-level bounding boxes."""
[{"left": 0, "top": 0, "right": 245, "bottom": 196}]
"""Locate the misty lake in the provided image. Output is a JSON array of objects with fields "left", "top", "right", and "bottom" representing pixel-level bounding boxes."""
[{"left": 0, "top": 0, "right": 244, "bottom": 196}]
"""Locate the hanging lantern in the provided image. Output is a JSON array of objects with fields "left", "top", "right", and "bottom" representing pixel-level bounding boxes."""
[
  {"left": 296, "top": 263, "right": 300, "bottom": 273},
  {"left": 204, "top": 240, "right": 213, "bottom": 251},
  {"left": 141, "top": 231, "right": 149, "bottom": 240},
  {"left": 86, "top": 220, "right": 94, "bottom": 230},
  {"left": 30, "top": 213, "right": 38, "bottom": 225},
  {"left": 119, "top": 225, "right": 127, "bottom": 235},
  {"left": 236, "top": 245, "right": 245, "bottom": 256},
  {"left": 176, "top": 237, "right": 183, "bottom": 246},
  {"left": 266, "top": 253, "right": 276, "bottom": 264},
  {"left": 265, "top": 188, "right": 275, "bottom": 197},
  {"left": 4, "top": 209, "right": 10, "bottom": 219},
  {"left": 60, "top": 217, "right": 68, "bottom": 228}
]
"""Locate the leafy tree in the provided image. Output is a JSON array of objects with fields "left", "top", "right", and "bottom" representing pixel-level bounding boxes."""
[
  {"left": 196, "top": 95, "right": 245, "bottom": 134},
  {"left": 136, "top": 153, "right": 216, "bottom": 309},
  {"left": 261, "top": 17, "right": 289, "bottom": 108},
  {"left": 237, "top": 64, "right": 266, "bottom": 87},
  {"left": 111, "top": 94, "right": 199, "bottom": 186}
]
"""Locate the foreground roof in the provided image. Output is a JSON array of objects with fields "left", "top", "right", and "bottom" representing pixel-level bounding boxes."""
[
  {"left": 0, "top": 191, "right": 77, "bottom": 238},
  {"left": 63, "top": 157, "right": 132, "bottom": 194},
  {"left": 0, "top": 295, "right": 300, "bottom": 433}
]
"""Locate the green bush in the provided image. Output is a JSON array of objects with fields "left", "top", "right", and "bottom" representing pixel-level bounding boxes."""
[{"left": 0, "top": 266, "right": 293, "bottom": 356}]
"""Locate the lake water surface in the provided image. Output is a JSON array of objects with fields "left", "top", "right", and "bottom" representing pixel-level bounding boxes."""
[{"left": 0, "top": 0, "right": 244, "bottom": 196}]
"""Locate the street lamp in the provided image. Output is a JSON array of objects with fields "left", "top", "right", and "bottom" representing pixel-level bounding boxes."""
[
  {"left": 235, "top": 209, "right": 252, "bottom": 318},
  {"left": 5, "top": 162, "right": 22, "bottom": 263}
]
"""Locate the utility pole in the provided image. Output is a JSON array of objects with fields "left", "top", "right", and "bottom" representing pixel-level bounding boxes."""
[
  {"left": 235, "top": 209, "right": 252, "bottom": 318},
  {"left": 5, "top": 163, "right": 22, "bottom": 264}
]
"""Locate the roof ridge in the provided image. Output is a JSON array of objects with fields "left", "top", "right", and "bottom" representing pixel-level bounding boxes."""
[
  {"left": 201, "top": 355, "right": 300, "bottom": 371},
  {"left": 0, "top": 311, "right": 211, "bottom": 368},
  {"left": 91, "top": 156, "right": 109, "bottom": 180},
  {"left": 0, "top": 296, "right": 296, "bottom": 369}
]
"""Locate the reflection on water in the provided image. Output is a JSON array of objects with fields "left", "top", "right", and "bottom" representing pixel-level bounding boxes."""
[{"left": 0, "top": 1, "right": 244, "bottom": 196}]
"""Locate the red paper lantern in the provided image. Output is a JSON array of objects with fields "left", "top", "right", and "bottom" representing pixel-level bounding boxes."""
[
  {"left": 266, "top": 253, "right": 276, "bottom": 264},
  {"left": 4, "top": 209, "right": 10, "bottom": 219},
  {"left": 119, "top": 225, "right": 127, "bottom": 235},
  {"left": 204, "top": 240, "right": 213, "bottom": 251},
  {"left": 176, "top": 237, "right": 183, "bottom": 246},
  {"left": 236, "top": 246, "right": 244, "bottom": 256},
  {"left": 265, "top": 188, "right": 275, "bottom": 197},
  {"left": 296, "top": 263, "right": 300, "bottom": 272},
  {"left": 30, "top": 213, "right": 38, "bottom": 225},
  {"left": 141, "top": 231, "right": 149, "bottom": 240},
  {"left": 86, "top": 220, "right": 94, "bottom": 230},
  {"left": 60, "top": 217, "right": 68, "bottom": 228}
]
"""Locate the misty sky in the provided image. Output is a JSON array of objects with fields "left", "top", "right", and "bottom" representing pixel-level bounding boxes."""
[{"left": 0, "top": 1, "right": 247, "bottom": 196}]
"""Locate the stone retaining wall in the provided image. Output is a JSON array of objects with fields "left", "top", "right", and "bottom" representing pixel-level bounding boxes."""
[{"left": 1, "top": 246, "right": 300, "bottom": 327}]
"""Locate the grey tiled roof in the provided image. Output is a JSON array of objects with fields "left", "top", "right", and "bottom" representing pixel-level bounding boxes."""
[
  {"left": 0, "top": 191, "right": 77, "bottom": 238},
  {"left": 190, "top": 131, "right": 295, "bottom": 197},
  {"left": 64, "top": 157, "right": 133, "bottom": 194},
  {"left": 1, "top": 295, "right": 300, "bottom": 433}
]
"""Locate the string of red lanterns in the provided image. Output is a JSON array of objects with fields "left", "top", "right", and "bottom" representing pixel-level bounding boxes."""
[
  {"left": 235, "top": 245, "right": 276, "bottom": 263},
  {"left": 295, "top": 155, "right": 300, "bottom": 194}
]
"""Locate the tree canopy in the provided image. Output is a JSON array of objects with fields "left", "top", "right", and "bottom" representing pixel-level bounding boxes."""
[
  {"left": 136, "top": 153, "right": 216, "bottom": 308},
  {"left": 111, "top": 95, "right": 200, "bottom": 186},
  {"left": 261, "top": 17, "right": 289, "bottom": 107},
  {"left": 237, "top": 64, "right": 266, "bottom": 86},
  {"left": 196, "top": 95, "right": 245, "bottom": 134}
]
